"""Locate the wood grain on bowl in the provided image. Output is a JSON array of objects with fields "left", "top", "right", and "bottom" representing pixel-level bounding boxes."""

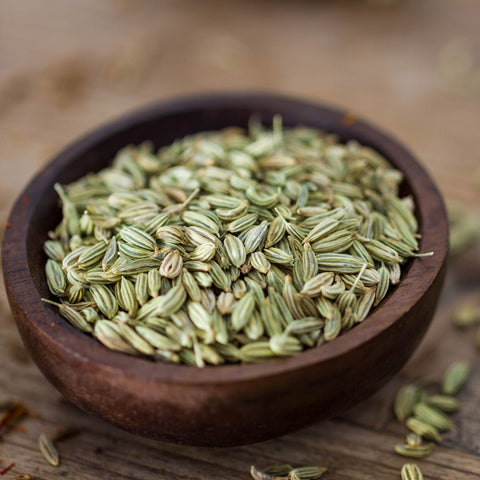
[{"left": 1, "top": 93, "right": 448, "bottom": 446}]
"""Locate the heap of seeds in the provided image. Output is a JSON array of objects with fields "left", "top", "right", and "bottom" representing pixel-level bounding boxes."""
[
  {"left": 393, "top": 360, "right": 471, "bottom": 458},
  {"left": 43, "top": 117, "right": 431, "bottom": 366}
]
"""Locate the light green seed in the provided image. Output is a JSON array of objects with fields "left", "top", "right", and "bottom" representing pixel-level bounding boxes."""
[
  {"left": 38, "top": 433, "right": 60, "bottom": 467},
  {"left": 120, "top": 226, "right": 156, "bottom": 251},
  {"left": 289, "top": 466, "right": 327, "bottom": 480},
  {"left": 394, "top": 385, "right": 419, "bottom": 422},
  {"left": 45, "top": 259, "right": 67, "bottom": 296},
  {"left": 224, "top": 234, "right": 247, "bottom": 268},
  {"left": 406, "top": 417, "right": 441, "bottom": 442},
  {"left": 231, "top": 292, "right": 256, "bottom": 331},
  {"left": 94, "top": 320, "right": 138, "bottom": 354},
  {"left": 135, "top": 272, "right": 149, "bottom": 306},
  {"left": 413, "top": 402, "right": 453, "bottom": 431},
  {"left": 90, "top": 284, "right": 118, "bottom": 319},
  {"left": 442, "top": 361, "right": 471, "bottom": 395},
  {"left": 400, "top": 463, "right": 423, "bottom": 480},
  {"left": 118, "top": 322, "right": 156, "bottom": 356}
]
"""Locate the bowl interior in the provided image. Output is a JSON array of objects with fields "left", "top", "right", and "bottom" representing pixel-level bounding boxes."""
[{"left": 7, "top": 93, "right": 448, "bottom": 383}]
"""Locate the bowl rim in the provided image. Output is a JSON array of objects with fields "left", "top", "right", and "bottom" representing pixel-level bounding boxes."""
[{"left": 2, "top": 91, "right": 449, "bottom": 385}]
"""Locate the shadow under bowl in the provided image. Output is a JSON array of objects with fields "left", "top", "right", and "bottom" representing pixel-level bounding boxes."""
[{"left": 2, "top": 93, "right": 448, "bottom": 447}]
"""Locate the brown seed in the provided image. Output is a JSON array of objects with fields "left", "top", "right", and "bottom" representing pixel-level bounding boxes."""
[{"left": 159, "top": 250, "right": 183, "bottom": 278}]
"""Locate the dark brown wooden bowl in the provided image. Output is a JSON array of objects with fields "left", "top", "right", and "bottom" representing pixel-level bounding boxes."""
[{"left": 2, "top": 93, "right": 448, "bottom": 447}]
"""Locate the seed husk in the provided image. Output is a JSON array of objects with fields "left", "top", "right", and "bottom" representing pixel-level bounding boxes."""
[
  {"left": 209, "top": 260, "right": 232, "bottom": 291},
  {"left": 285, "top": 317, "right": 324, "bottom": 335},
  {"left": 354, "top": 287, "right": 376, "bottom": 323},
  {"left": 118, "top": 322, "right": 156, "bottom": 356},
  {"left": 301, "top": 242, "right": 318, "bottom": 281},
  {"left": 362, "top": 238, "right": 401, "bottom": 264},
  {"left": 227, "top": 213, "right": 258, "bottom": 233},
  {"left": 264, "top": 464, "right": 293, "bottom": 476},
  {"left": 316, "top": 254, "right": 370, "bottom": 273},
  {"left": 156, "top": 226, "right": 184, "bottom": 244},
  {"left": 181, "top": 268, "right": 202, "bottom": 302},
  {"left": 116, "top": 277, "right": 137, "bottom": 317},
  {"left": 136, "top": 326, "right": 180, "bottom": 351},
  {"left": 187, "top": 243, "right": 217, "bottom": 262},
  {"left": 231, "top": 292, "right": 256, "bottom": 331},
  {"left": 107, "top": 258, "right": 161, "bottom": 276},
  {"left": 38, "top": 433, "right": 60, "bottom": 466},
  {"left": 394, "top": 385, "right": 419, "bottom": 422},
  {"left": 244, "top": 221, "right": 270, "bottom": 253},
  {"left": 187, "top": 301, "right": 213, "bottom": 334},
  {"left": 58, "top": 303, "right": 93, "bottom": 332},
  {"left": 147, "top": 268, "right": 162, "bottom": 297},
  {"left": 184, "top": 261, "right": 211, "bottom": 273},
  {"left": 442, "top": 361, "right": 471, "bottom": 395},
  {"left": 400, "top": 463, "right": 423, "bottom": 480},
  {"left": 67, "top": 281, "right": 84, "bottom": 303},
  {"left": 44, "top": 240, "right": 66, "bottom": 262},
  {"left": 265, "top": 215, "right": 287, "bottom": 248},
  {"left": 159, "top": 250, "right": 183, "bottom": 278},
  {"left": 250, "top": 465, "right": 275, "bottom": 480},
  {"left": 216, "top": 291, "right": 235, "bottom": 315},
  {"left": 90, "top": 284, "right": 118, "bottom": 319},
  {"left": 406, "top": 417, "right": 441, "bottom": 442},
  {"left": 303, "top": 218, "right": 339, "bottom": 244},
  {"left": 137, "top": 283, "right": 186, "bottom": 319},
  {"left": 264, "top": 247, "right": 294, "bottom": 266},
  {"left": 120, "top": 226, "right": 156, "bottom": 251},
  {"left": 323, "top": 308, "right": 342, "bottom": 341},
  {"left": 374, "top": 263, "right": 390, "bottom": 305},
  {"left": 413, "top": 402, "right": 453, "bottom": 431},
  {"left": 250, "top": 251, "right": 271, "bottom": 274},
  {"left": 289, "top": 466, "right": 327, "bottom": 480},
  {"left": 224, "top": 234, "right": 247, "bottom": 268},
  {"left": 77, "top": 241, "right": 108, "bottom": 269},
  {"left": 81, "top": 307, "right": 98, "bottom": 323},
  {"left": 239, "top": 341, "right": 276, "bottom": 362},
  {"left": 182, "top": 210, "right": 219, "bottom": 234},
  {"left": 135, "top": 272, "right": 149, "bottom": 306},
  {"left": 301, "top": 272, "right": 334, "bottom": 297},
  {"left": 45, "top": 259, "right": 67, "bottom": 296},
  {"left": 406, "top": 433, "right": 423, "bottom": 446},
  {"left": 216, "top": 200, "right": 249, "bottom": 221},
  {"left": 94, "top": 320, "right": 138, "bottom": 354},
  {"left": 269, "top": 334, "right": 303, "bottom": 356}
]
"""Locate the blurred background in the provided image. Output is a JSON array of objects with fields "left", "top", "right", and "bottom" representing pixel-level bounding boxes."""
[
  {"left": 0, "top": 1, "right": 479, "bottom": 477},
  {"left": 1, "top": 0, "right": 479, "bottom": 215}
]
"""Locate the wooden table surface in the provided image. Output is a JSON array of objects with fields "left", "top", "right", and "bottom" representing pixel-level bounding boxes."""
[{"left": 1, "top": 1, "right": 479, "bottom": 478}]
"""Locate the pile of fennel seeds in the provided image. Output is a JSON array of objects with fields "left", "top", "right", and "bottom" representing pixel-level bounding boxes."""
[{"left": 43, "top": 117, "right": 431, "bottom": 366}]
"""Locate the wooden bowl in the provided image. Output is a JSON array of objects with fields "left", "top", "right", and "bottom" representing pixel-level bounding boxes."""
[{"left": 2, "top": 93, "right": 448, "bottom": 447}]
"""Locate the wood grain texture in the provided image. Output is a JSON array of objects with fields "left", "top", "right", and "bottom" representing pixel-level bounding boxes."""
[{"left": 0, "top": 0, "right": 479, "bottom": 477}]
